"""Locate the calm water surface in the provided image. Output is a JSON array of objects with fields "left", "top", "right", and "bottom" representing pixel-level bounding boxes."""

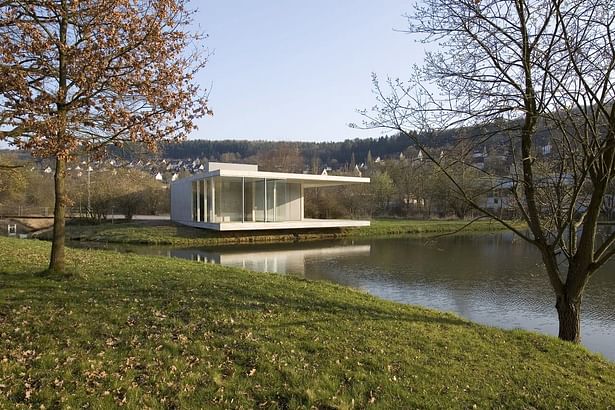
[{"left": 74, "top": 232, "right": 615, "bottom": 360}]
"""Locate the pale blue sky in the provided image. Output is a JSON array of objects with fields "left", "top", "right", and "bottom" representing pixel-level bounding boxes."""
[{"left": 193, "top": 1, "right": 425, "bottom": 142}]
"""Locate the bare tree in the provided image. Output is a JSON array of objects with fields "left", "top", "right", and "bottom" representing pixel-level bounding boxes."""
[
  {"left": 359, "top": 0, "right": 615, "bottom": 342},
  {"left": 0, "top": 0, "right": 211, "bottom": 273}
]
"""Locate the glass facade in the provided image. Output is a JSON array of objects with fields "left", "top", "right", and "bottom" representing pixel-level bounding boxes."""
[{"left": 191, "top": 176, "right": 301, "bottom": 223}]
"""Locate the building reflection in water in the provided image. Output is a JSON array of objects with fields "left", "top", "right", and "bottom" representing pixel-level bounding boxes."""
[{"left": 169, "top": 245, "right": 371, "bottom": 275}]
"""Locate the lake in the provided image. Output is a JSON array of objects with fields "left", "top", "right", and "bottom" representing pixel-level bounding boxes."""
[{"left": 72, "top": 232, "right": 615, "bottom": 360}]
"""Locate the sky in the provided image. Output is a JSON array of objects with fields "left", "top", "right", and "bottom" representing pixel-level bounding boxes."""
[{"left": 193, "top": 0, "right": 426, "bottom": 142}]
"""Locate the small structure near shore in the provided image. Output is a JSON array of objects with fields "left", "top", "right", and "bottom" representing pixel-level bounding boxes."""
[
  {"left": 170, "top": 162, "right": 370, "bottom": 231},
  {"left": 0, "top": 219, "right": 34, "bottom": 238}
]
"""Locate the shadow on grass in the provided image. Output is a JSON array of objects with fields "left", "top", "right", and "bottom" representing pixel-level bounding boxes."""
[
  {"left": 34, "top": 268, "right": 82, "bottom": 280},
  {"left": 0, "top": 269, "right": 469, "bottom": 331}
]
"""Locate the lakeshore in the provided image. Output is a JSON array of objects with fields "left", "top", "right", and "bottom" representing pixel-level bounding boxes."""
[{"left": 40, "top": 218, "right": 521, "bottom": 246}]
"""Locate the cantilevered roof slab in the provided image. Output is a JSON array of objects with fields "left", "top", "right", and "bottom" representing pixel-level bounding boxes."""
[
  {"left": 178, "top": 219, "right": 370, "bottom": 231},
  {"left": 181, "top": 168, "right": 369, "bottom": 188}
]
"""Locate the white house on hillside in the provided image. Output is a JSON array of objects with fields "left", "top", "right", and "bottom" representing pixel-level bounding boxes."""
[{"left": 170, "top": 162, "right": 370, "bottom": 231}]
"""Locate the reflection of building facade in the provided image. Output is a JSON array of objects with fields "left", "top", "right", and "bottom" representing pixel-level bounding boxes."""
[
  {"left": 170, "top": 162, "right": 370, "bottom": 230},
  {"left": 170, "top": 245, "right": 371, "bottom": 275}
]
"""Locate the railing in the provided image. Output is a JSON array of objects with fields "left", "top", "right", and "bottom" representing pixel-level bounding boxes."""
[
  {"left": 0, "top": 205, "right": 82, "bottom": 218},
  {"left": 0, "top": 205, "right": 51, "bottom": 218}
]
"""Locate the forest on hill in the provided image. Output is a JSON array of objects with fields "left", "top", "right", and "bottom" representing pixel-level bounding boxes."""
[
  {"left": 159, "top": 133, "right": 415, "bottom": 167},
  {"left": 153, "top": 116, "right": 547, "bottom": 169}
]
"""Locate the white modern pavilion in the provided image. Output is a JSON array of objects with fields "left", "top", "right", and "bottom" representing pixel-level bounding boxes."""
[{"left": 170, "top": 162, "right": 370, "bottom": 231}]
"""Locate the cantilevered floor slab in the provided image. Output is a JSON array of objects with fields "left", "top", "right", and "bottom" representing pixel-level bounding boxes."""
[{"left": 181, "top": 219, "right": 370, "bottom": 231}]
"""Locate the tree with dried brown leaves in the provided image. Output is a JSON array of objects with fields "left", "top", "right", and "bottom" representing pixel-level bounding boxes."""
[
  {"left": 361, "top": 0, "right": 615, "bottom": 343},
  {"left": 0, "top": 0, "right": 211, "bottom": 273}
]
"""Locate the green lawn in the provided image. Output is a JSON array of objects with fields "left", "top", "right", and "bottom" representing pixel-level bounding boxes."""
[
  {"left": 55, "top": 218, "right": 519, "bottom": 246},
  {"left": 350, "top": 218, "right": 518, "bottom": 237},
  {"left": 0, "top": 237, "right": 613, "bottom": 408}
]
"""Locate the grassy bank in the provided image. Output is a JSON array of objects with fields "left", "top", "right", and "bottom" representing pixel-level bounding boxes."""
[
  {"left": 347, "top": 219, "right": 516, "bottom": 237},
  {"left": 54, "top": 218, "right": 517, "bottom": 246},
  {"left": 1, "top": 237, "right": 614, "bottom": 408}
]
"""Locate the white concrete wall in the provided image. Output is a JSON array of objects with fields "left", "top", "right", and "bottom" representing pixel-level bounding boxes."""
[
  {"left": 207, "top": 162, "right": 258, "bottom": 172},
  {"left": 170, "top": 178, "right": 193, "bottom": 224}
]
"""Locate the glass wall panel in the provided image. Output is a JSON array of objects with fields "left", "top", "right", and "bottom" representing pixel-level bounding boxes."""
[
  {"left": 266, "top": 180, "right": 276, "bottom": 222},
  {"left": 192, "top": 181, "right": 198, "bottom": 221},
  {"left": 214, "top": 177, "right": 222, "bottom": 222},
  {"left": 261, "top": 181, "right": 301, "bottom": 222},
  {"left": 244, "top": 178, "right": 254, "bottom": 222},
  {"left": 275, "top": 181, "right": 288, "bottom": 221},
  {"left": 253, "top": 179, "right": 265, "bottom": 222},
  {"left": 199, "top": 179, "right": 206, "bottom": 222},
  {"left": 207, "top": 177, "right": 213, "bottom": 222},
  {"left": 211, "top": 177, "right": 243, "bottom": 222},
  {"left": 220, "top": 177, "right": 243, "bottom": 222}
]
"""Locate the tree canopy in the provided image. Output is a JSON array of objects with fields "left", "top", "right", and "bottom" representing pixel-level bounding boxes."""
[{"left": 0, "top": 0, "right": 211, "bottom": 272}]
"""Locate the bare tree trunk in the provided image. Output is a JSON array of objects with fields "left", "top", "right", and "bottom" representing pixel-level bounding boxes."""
[
  {"left": 49, "top": 156, "right": 66, "bottom": 273},
  {"left": 49, "top": 1, "right": 68, "bottom": 274},
  {"left": 556, "top": 294, "right": 581, "bottom": 343}
]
